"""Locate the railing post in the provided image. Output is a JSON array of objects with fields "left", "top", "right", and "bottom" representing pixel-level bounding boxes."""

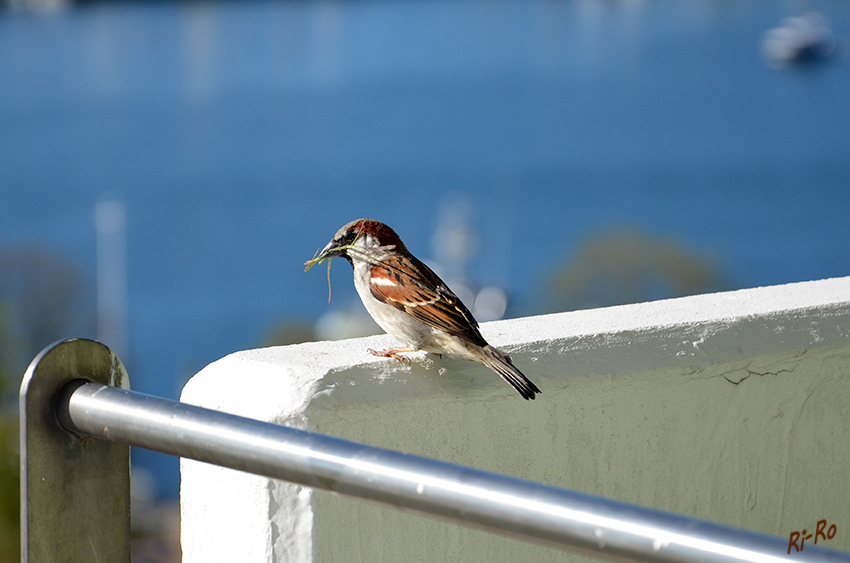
[{"left": 19, "top": 338, "right": 131, "bottom": 563}]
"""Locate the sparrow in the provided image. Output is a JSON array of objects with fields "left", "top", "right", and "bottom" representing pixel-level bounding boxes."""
[{"left": 305, "top": 218, "right": 541, "bottom": 400}]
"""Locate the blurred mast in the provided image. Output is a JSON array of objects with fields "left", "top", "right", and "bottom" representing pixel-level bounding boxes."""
[{"left": 95, "top": 195, "right": 128, "bottom": 362}]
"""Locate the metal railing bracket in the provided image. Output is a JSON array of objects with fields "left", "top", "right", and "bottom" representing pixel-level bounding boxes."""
[{"left": 19, "top": 338, "right": 131, "bottom": 563}]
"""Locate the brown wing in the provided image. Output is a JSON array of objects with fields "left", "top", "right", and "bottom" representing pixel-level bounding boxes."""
[{"left": 369, "top": 253, "right": 487, "bottom": 347}]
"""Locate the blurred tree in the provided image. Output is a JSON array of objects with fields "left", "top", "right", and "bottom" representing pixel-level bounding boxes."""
[
  {"left": 0, "top": 305, "right": 18, "bottom": 560},
  {"left": 261, "top": 321, "right": 316, "bottom": 347},
  {"left": 0, "top": 304, "right": 13, "bottom": 397},
  {"left": 0, "top": 411, "right": 18, "bottom": 562},
  {"left": 545, "top": 228, "right": 730, "bottom": 312},
  {"left": 0, "top": 244, "right": 93, "bottom": 393}
]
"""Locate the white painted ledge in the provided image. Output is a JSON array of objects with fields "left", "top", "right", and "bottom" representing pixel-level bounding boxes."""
[{"left": 180, "top": 277, "right": 850, "bottom": 562}]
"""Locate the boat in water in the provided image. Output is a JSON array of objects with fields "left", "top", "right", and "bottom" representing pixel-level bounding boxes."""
[{"left": 761, "top": 12, "right": 837, "bottom": 67}]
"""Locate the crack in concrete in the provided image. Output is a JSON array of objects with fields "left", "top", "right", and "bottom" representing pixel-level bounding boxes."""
[{"left": 721, "top": 357, "right": 800, "bottom": 385}]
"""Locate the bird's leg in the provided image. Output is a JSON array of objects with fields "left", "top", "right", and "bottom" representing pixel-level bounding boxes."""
[{"left": 368, "top": 347, "right": 414, "bottom": 364}]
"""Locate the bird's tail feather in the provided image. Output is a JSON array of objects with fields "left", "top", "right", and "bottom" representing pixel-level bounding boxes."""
[{"left": 481, "top": 346, "right": 541, "bottom": 400}]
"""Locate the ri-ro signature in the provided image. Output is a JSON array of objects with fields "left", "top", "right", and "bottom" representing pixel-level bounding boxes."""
[{"left": 788, "top": 519, "right": 837, "bottom": 554}]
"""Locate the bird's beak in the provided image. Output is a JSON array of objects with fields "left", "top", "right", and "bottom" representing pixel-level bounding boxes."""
[
  {"left": 305, "top": 239, "right": 346, "bottom": 272},
  {"left": 318, "top": 239, "right": 345, "bottom": 259}
]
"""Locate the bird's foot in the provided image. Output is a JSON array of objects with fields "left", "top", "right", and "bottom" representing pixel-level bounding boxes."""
[{"left": 368, "top": 347, "right": 414, "bottom": 364}]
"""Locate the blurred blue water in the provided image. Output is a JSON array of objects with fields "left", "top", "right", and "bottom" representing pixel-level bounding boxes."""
[{"left": 2, "top": 0, "right": 849, "bottom": 497}]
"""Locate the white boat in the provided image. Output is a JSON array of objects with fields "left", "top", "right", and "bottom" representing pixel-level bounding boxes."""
[{"left": 761, "top": 12, "right": 837, "bottom": 67}]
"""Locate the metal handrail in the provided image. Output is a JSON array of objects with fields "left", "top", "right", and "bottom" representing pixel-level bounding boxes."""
[{"left": 21, "top": 339, "right": 850, "bottom": 563}]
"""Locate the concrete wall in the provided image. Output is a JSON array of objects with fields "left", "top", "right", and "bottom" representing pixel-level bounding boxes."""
[{"left": 180, "top": 277, "right": 850, "bottom": 562}]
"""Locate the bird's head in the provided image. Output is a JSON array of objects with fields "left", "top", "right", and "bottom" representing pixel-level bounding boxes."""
[{"left": 305, "top": 218, "right": 406, "bottom": 270}]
